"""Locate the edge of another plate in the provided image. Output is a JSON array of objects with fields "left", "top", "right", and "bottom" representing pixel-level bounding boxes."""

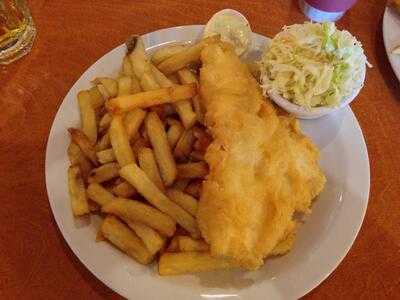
[{"left": 383, "top": 6, "right": 400, "bottom": 81}]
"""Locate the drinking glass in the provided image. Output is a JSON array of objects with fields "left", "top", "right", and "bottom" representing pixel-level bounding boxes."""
[{"left": 0, "top": 0, "right": 36, "bottom": 64}]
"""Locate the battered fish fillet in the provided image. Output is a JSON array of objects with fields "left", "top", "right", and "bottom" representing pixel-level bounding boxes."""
[{"left": 197, "top": 44, "right": 326, "bottom": 270}]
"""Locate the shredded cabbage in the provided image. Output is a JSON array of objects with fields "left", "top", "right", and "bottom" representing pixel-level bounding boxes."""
[{"left": 260, "top": 22, "right": 368, "bottom": 108}]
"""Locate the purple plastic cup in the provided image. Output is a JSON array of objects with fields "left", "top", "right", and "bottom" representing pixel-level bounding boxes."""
[{"left": 299, "top": 0, "right": 357, "bottom": 22}]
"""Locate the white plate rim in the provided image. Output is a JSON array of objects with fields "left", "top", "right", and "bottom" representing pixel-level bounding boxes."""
[{"left": 45, "top": 24, "right": 370, "bottom": 300}]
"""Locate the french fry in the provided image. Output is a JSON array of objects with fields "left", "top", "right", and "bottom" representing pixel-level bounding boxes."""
[
  {"left": 174, "top": 129, "right": 195, "bottom": 159},
  {"left": 130, "top": 74, "right": 142, "bottom": 93},
  {"left": 88, "top": 162, "right": 120, "bottom": 183},
  {"left": 119, "top": 163, "right": 200, "bottom": 238},
  {"left": 94, "top": 77, "right": 118, "bottom": 97},
  {"left": 109, "top": 115, "right": 135, "bottom": 167},
  {"left": 171, "top": 179, "right": 190, "bottom": 191},
  {"left": 166, "top": 189, "right": 198, "bottom": 216},
  {"left": 96, "top": 132, "right": 111, "bottom": 151},
  {"left": 174, "top": 100, "right": 197, "bottom": 129},
  {"left": 99, "top": 112, "right": 112, "bottom": 133},
  {"left": 118, "top": 76, "right": 133, "bottom": 96},
  {"left": 177, "top": 236, "right": 209, "bottom": 252},
  {"left": 102, "top": 197, "right": 176, "bottom": 237},
  {"left": 145, "top": 112, "right": 177, "bottom": 186},
  {"left": 88, "top": 200, "right": 101, "bottom": 212},
  {"left": 166, "top": 235, "right": 179, "bottom": 252},
  {"left": 151, "top": 44, "right": 188, "bottom": 65},
  {"left": 96, "top": 228, "right": 106, "bottom": 242},
  {"left": 87, "top": 182, "right": 116, "bottom": 206},
  {"left": 189, "top": 150, "right": 204, "bottom": 162},
  {"left": 67, "top": 142, "right": 92, "bottom": 181},
  {"left": 177, "top": 68, "right": 198, "bottom": 84},
  {"left": 167, "top": 120, "right": 184, "bottom": 148},
  {"left": 77, "top": 90, "right": 97, "bottom": 143},
  {"left": 106, "top": 83, "right": 197, "bottom": 114},
  {"left": 68, "top": 165, "right": 89, "bottom": 216},
  {"left": 88, "top": 86, "right": 105, "bottom": 109},
  {"left": 97, "top": 83, "right": 110, "bottom": 100},
  {"left": 131, "top": 136, "right": 151, "bottom": 154},
  {"left": 157, "top": 35, "right": 220, "bottom": 75},
  {"left": 167, "top": 73, "right": 180, "bottom": 84},
  {"left": 158, "top": 252, "right": 234, "bottom": 275},
  {"left": 122, "top": 56, "right": 133, "bottom": 76},
  {"left": 123, "top": 108, "right": 146, "bottom": 140},
  {"left": 185, "top": 180, "right": 202, "bottom": 198},
  {"left": 138, "top": 147, "right": 164, "bottom": 191},
  {"left": 96, "top": 148, "right": 116, "bottom": 164},
  {"left": 101, "top": 216, "right": 153, "bottom": 265},
  {"left": 151, "top": 64, "right": 174, "bottom": 88},
  {"left": 122, "top": 218, "right": 165, "bottom": 255},
  {"left": 127, "top": 36, "right": 152, "bottom": 79},
  {"left": 140, "top": 71, "right": 160, "bottom": 91},
  {"left": 112, "top": 180, "right": 137, "bottom": 198},
  {"left": 192, "top": 95, "right": 204, "bottom": 124},
  {"left": 177, "top": 162, "right": 208, "bottom": 179},
  {"left": 68, "top": 128, "right": 98, "bottom": 166}
]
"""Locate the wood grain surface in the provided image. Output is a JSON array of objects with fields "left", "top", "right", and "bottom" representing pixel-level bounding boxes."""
[{"left": 0, "top": 0, "right": 399, "bottom": 299}]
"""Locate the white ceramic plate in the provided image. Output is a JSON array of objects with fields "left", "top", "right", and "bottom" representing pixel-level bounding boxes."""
[
  {"left": 383, "top": 6, "right": 400, "bottom": 81},
  {"left": 45, "top": 25, "right": 370, "bottom": 300}
]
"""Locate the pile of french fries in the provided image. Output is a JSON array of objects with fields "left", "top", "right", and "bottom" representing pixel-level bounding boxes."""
[{"left": 67, "top": 35, "right": 235, "bottom": 275}]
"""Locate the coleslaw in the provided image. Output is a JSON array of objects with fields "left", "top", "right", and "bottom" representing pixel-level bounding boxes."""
[{"left": 260, "top": 22, "right": 368, "bottom": 108}]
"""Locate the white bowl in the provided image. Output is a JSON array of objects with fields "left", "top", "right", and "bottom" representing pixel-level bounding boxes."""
[{"left": 267, "top": 64, "right": 366, "bottom": 119}]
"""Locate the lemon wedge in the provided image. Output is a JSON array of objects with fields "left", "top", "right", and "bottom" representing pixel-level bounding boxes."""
[{"left": 203, "top": 9, "right": 252, "bottom": 56}]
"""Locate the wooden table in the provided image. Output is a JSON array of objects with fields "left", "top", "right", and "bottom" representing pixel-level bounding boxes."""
[{"left": 1, "top": 0, "right": 399, "bottom": 299}]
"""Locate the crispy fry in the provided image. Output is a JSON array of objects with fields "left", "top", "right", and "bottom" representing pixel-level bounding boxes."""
[
  {"left": 185, "top": 180, "right": 202, "bottom": 198},
  {"left": 128, "top": 36, "right": 152, "bottom": 79},
  {"left": 171, "top": 179, "right": 190, "bottom": 191},
  {"left": 178, "top": 236, "right": 209, "bottom": 252},
  {"left": 122, "top": 56, "right": 134, "bottom": 76},
  {"left": 67, "top": 142, "right": 92, "bottom": 181},
  {"left": 99, "top": 112, "right": 112, "bottom": 133},
  {"left": 174, "top": 129, "right": 195, "bottom": 159},
  {"left": 96, "top": 148, "right": 116, "bottom": 164},
  {"left": 177, "top": 162, "right": 208, "bottom": 179},
  {"left": 87, "top": 182, "right": 116, "bottom": 206},
  {"left": 167, "top": 73, "right": 180, "bottom": 84},
  {"left": 118, "top": 76, "right": 133, "bottom": 96},
  {"left": 138, "top": 147, "right": 164, "bottom": 191},
  {"left": 101, "top": 216, "right": 153, "bottom": 264},
  {"left": 145, "top": 112, "right": 177, "bottom": 186},
  {"left": 123, "top": 218, "right": 165, "bottom": 255},
  {"left": 130, "top": 74, "right": 142, "bottom": 93},
  {"left": 158, "top": 252, "right": 234, "bottom": 275},
  {"left": 109, "top": 115, "right": 135, "bottom": 167},
  {"left": 106, "top": 83, "right": 197, "bottom": 114},
  {"left": 88, "top": 86, "right": 105, "bottom": 109},
  {"left": 192, "top": 95, "right": 204, "bottom": 124},
  {"left": 166, "top": 189, "right": 198, "bottom": 216},
  {"left": 78, "top": 90, "right": 97, "bottom": 143},
  {"left": 88, "top": 162, "right": 120, "bottom": 183},
  {"left": 102, "top": 197, "right": 176, "bottom": 237},
  {"left": 189, "top": 150, "right": 204, "bottom": 162},
  {"left": 151, "top": 64, "right": 174, "bottom": 88},
  {"left": 177, "top": 68, "right": 198, "bottom": 84},
  {"left": 157, "top": 35, "right": 220, "bottom": 74},
  {"left": 68, "top": 165, "right": 89, "bottom": 216},
  {"left": 174, "top": 100, "right": 197, "bottom": 129},
  {"left": 167, "top": 120, "right": 184, "bottom": 148},
  {"left": 151, "top": 44, "right": 188, "bottom": 65},
  {"left": 88, "top": 200, "right": 101, "bottom": 212},
  {"left": 68, "top": 128, "right": 98, "bottom": 166},
  {"left": 94, "top": 77, "right": 118, "bottom": 97},
  {"left": 96, "top": 228, "right": 106, "bottom": 242},
  {"left": 140, "top": 71, "right": 161, "bottom": 91},
  {"left": 123, "top": 108, "right": 146, "bottom": 140},
  {"left": 112, "top": 180, "right": 137, "bottom": 198},
  {"left": 96, "top": 132, "right": 111, "bottom": 151},
  {"left": 166, "top": 236, "right": 179, "bottom": 252},
  {"left": 119, "top": 163, "right": 200, "bottom": 238}
]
